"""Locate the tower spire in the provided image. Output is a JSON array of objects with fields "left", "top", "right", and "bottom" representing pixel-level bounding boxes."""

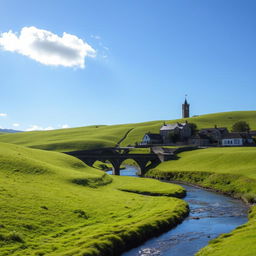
[
  {"left": 184, "top": 94, "right": 188, "bottom": 104},
  {"left": 182, "top": 95, "right": 190, "bottom": 118}
]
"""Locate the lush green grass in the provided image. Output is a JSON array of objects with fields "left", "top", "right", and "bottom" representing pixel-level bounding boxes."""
[
  {"left": 148, "top": 147, "right": 256, "bottom": 179},
  {"left": 1, "top": 111, "right": 256, "bottom": 255},
  {"left": 128, "top": 148, "right": 151, "bottom": 154},
  {"left": 145, "top": 147, "right": 256, "bottom": 256},
  {"left": 0, "top": 142, "right": 188, "bottom": 256},
  {"left": 114, "top": 176, "right": 185, "bottom": 197},
  {"left": 0, "top": 125, "right": 135, "bottom": 152},
  {"left": 146, "top": 147, "right": 256, "bottom": 202},
  {"left": 0, "top": 111, "right": 256, "bottom": 151}
]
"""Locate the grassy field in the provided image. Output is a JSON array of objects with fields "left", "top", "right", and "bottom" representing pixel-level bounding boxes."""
[
  {"left": 0, "top": 111, "right": 256, "bottom": 151},
  {"left": 147, "top": 147, "right": 256, "bottom": 179},
  {"left": 145, "top": 147, "right": 256, "bottom": 256},
  {"left": 0, "top": 142, "right": 188, "bottom": 256}
]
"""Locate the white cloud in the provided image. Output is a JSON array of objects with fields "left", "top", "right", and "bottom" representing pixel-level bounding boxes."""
[
  {"left": 0, "top": 113, "right": 7, "bottom": 117},
  {"left": 12, "top": 123, "right": 20, "bottom": 127},
  {"left": 26, "top": 125, "right": 54, "bottom": 131},
  {"left": 0, "top": 26, "right": 96, "bottom": 68},
  {"left": 44, "top": 126, "right": 54, "bottom": 131},
  {"left": 61, "top": 124, "right": 69, "bottom": 129},
  {"left": 26, "top": 125, "right": 41, "bottom": 131}
]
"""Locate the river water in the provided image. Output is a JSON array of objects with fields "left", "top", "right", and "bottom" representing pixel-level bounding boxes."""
[{"left": 108, "top": 167, "right": 249, "bottom": 256}]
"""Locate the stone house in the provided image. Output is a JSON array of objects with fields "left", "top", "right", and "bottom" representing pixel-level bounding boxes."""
[
  {"left": 160, "top": 122, "right": 192, "bottom": 144},
  {"left": 189, "top": 133, "right": 210, "bottom": 146}
]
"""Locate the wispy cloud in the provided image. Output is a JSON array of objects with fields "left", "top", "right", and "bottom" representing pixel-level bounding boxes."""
[
  {"left": 91, "top": 35, "right": 101, "bottom": 40},
  {"left": 12, "top": 123, "right": 20, "bottom": 127},
  {"left": 61, "top": 124, "right": 69, "bottom": 129},
  {"left": 26, "top": 125, "right": 54, "bottom": 131},
  {"left": 0, "top": 26, "right": 96, "bottom": 68},
  {"left": 91, "top": 34, "right": 110, "bottom": 59},
  {"left": 0, "top": 113, "right": 7, "bottom": 117}
]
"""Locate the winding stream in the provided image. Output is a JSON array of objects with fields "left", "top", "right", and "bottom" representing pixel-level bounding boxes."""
[{"left": 108, "top": 167, "right": 249, "bottom": 256}]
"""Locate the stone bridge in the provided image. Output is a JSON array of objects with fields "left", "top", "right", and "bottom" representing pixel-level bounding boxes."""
[{"left": 65, "top": 147, "right": 176, "bottom": 176}]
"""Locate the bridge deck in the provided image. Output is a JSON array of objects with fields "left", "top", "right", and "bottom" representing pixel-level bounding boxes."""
[{"left": 65, "top": 147, "right": 175, "bottom": 176}]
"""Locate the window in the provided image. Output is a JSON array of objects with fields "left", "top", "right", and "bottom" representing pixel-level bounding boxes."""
[{"left": 234, "top": 139, "right": 240, "bottom": 144}]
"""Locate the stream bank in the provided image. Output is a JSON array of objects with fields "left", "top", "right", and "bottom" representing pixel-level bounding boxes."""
[{"left": 109, "top": 167, "right": 249, "bottom": 256}]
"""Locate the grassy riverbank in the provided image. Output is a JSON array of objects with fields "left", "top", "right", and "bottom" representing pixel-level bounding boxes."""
[
  {"left": 197, "top": 206, "right": 256, "bottom": 256},
  {"left": 0, "top": 142, "right": 188, "bottom": 256},
  {"left": 145, "top": 147, "right": 256, "bottom": 256},
  {"left": 146, "top": 147, "right": 256, "bottom": 202},
  {"left": 0, "top": 111, "right": 256, "bottom": 151}
]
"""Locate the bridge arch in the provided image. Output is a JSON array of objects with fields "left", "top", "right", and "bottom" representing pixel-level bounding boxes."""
[
  {"left": 65, "top": 148, "right": 163, "bottom": 176},
  {"left": 118, "top": 158, "right": 143, "bottom": 176}
]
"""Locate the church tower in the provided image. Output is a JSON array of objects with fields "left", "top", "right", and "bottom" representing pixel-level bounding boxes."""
[{"left": 182, "top": 97, "right": 190, "bottom": 118}]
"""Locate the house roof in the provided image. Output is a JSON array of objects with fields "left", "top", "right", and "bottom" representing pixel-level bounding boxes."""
[
  {"left": 144, "top": 133, "right": 162, "bottom": 140},
  {"left": 160, "top": 122, "right": 187, "bottom": 131},
  {"left": 222, "top": 133, "right": 243, "bottom": 139},
  {"left": 199, "top": 127, "right": 228, "bottom": 134}
]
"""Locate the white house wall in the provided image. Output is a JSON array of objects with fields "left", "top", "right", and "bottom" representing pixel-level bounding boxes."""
[{"left": 222, "top": 138, "right": 243, "bottom": 146}]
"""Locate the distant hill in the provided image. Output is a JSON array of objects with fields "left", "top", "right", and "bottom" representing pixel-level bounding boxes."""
[
  {"left": 0, "top": 111, "right": 255, "bottom": 152},
  {"left": 0, "top": 128, "right": 22, "bottom": 133}
]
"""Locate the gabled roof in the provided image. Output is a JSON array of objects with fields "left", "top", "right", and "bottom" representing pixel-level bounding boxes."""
[
  {"left": 160, "top": 122, "right": 187, "bottom": 131},
  {"left": 199, "top": 127, "right": 228, "bottom": 134},
  {"left": 222, "top": 133, "right": 243, "bottom": 139}
]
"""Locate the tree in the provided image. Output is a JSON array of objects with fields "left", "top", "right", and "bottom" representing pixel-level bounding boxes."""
[
  {"left": 188, "top": 123, "right": 198, "bottom": 135},
  {"left": 231, "top": 121, "right": 250, "bottom": 132}
]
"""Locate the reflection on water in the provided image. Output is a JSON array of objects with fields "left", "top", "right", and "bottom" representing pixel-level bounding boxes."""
[
  {"left": 117, "top": 167, "right": 248, "bottom": 256},
  {"left": 107, "top": 166, "right": 138, "bottom": 177}
]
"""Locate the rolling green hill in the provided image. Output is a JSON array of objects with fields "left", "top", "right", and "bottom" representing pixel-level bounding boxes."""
[
  {"left": 0, "top": 111, "right": 256, "bottom": 152},
  {"left": 0, "top": 142, "right": 187, "bottom": 256},
  {"left": 147, "top": 147, "right": 256, "bottom": 179},
  {"left": 1, "top": 111, "right": 256, "bottom": 255}
]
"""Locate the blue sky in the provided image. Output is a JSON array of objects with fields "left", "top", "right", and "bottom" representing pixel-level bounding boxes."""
[{"left": 0, "top": 0, "right": 255, "bottom": 131}]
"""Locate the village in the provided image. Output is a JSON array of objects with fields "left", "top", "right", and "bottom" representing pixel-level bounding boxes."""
[{"left": 141, "top": 99, "right": 256, "bottom": 147}]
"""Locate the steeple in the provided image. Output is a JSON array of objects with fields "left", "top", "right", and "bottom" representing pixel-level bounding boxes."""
[{"left": 182, "top": 96, "right": 190, "bottom": 118}]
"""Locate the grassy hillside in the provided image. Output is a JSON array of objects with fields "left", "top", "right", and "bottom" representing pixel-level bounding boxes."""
[
  {"left": 146, "top": 147, "right": 256, "bottom": 202},
  {"left": 145, "top": 147, "right": 256, "bottom": 256},
  {"left": 0, "top": 142, "right": 188, "bottom": 256},
  {"left": 148, "top": 147, "right": 256, "bottom": 179},
  {"left": 0, "top": 111, "right": 256, "bottom": 151}
]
